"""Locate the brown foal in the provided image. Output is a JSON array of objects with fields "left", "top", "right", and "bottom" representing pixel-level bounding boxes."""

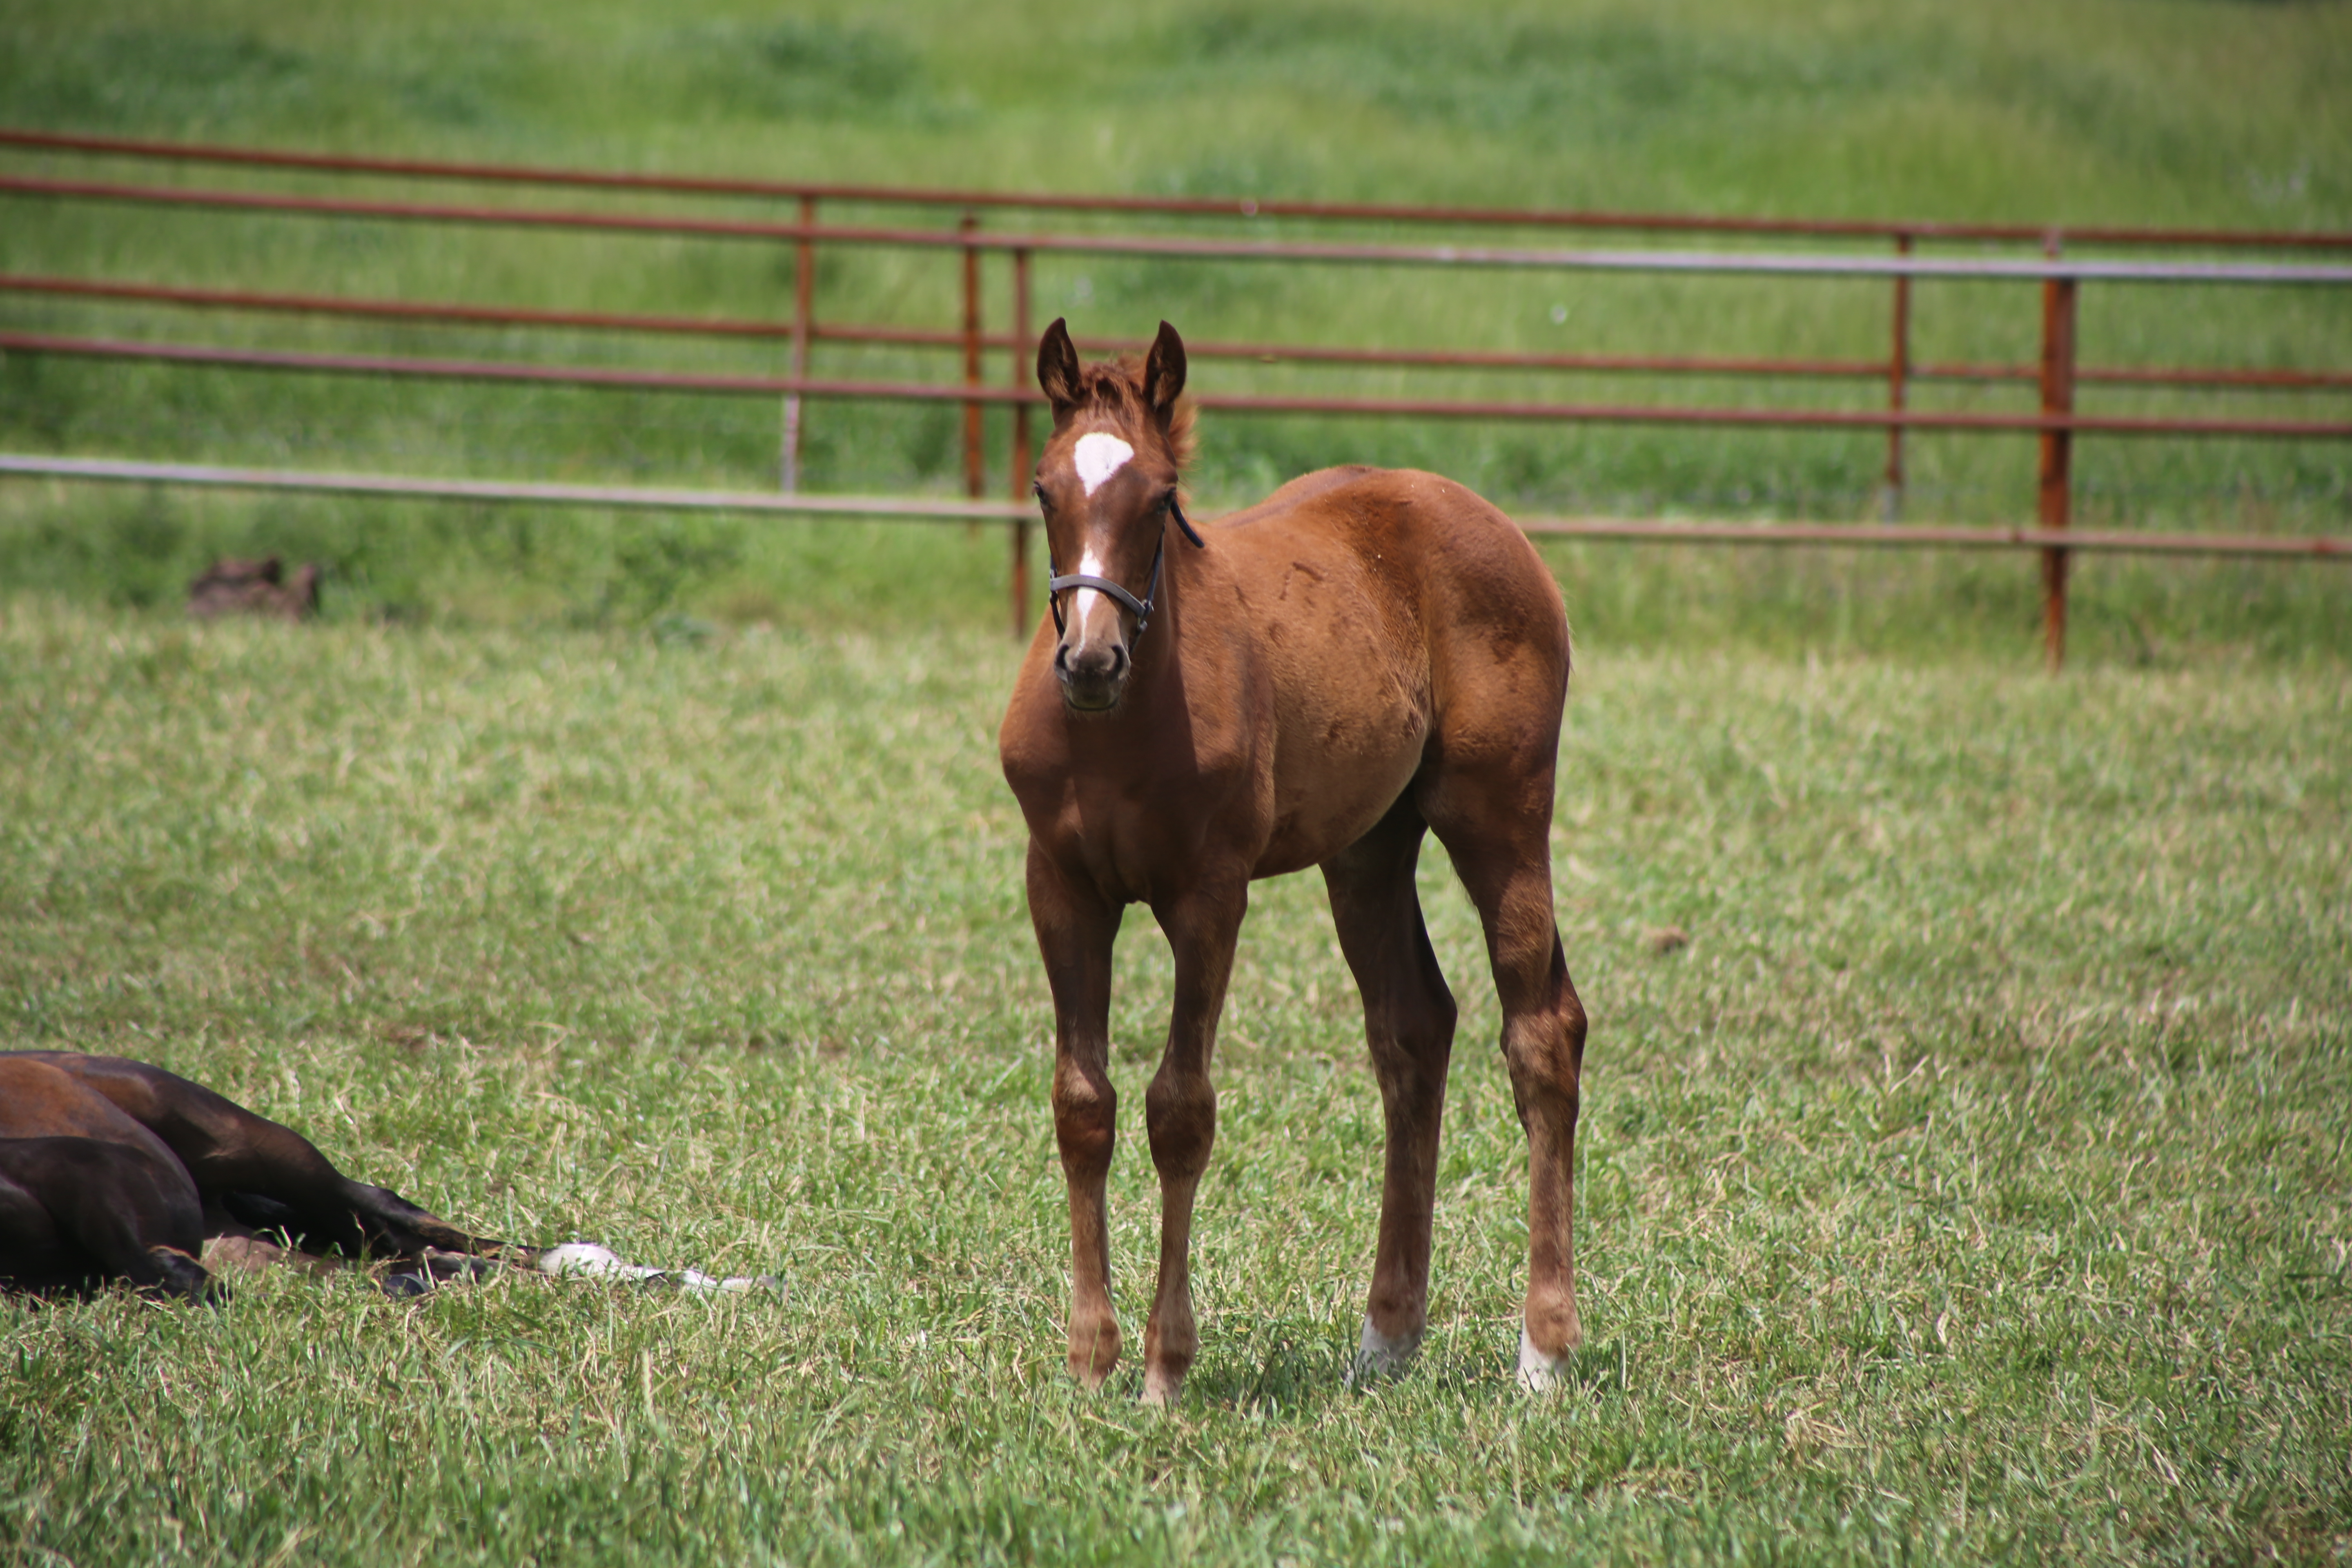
[{"left": 999, "top": 320, "right": 1588, "bottom": 1401}]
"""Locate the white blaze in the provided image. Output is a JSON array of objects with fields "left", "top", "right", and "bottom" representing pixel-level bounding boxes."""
[
  {"left": 1072, "top": 548, "right": 1109, "bottom": 624},
  {"left": 1072, "top": 432, "right": 1134, "bottom": 497}
]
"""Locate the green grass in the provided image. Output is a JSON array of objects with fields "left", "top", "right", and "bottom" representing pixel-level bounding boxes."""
[
  {"left": 2, "top": 600, "right": 2346, "bottom": 1564},
  {"left": 2, "top": 0, "right": 2349, "bottom": 651},
  {"left": 2, "top": 4, "right": 2349, "bottom": 1558}
]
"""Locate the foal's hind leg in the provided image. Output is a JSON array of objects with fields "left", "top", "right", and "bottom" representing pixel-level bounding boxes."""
[
  {"left": 1322, "top": 797, "right": 1458, "bottom": 1383},
  {"left": 1425, "top": 776, "right": 1588, "bottom": 1391}
]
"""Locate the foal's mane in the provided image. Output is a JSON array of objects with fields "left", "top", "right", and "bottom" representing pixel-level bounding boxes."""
[{"left": 1070, "top": 354, "right": 1196, "bottom": 472}]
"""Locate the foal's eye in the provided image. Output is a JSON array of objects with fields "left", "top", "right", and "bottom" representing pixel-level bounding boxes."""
[{"left": 1032, "top": 481, "right": 1049, "bottom": 506}]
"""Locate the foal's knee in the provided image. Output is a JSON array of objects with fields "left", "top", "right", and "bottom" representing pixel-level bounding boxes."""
[
  {"left": 1051, "top": 1065, "right": 1117, "bottom": 1176},
  {"left": 1143, "top": 1069, "right": 1216, "bottom": 1183}
]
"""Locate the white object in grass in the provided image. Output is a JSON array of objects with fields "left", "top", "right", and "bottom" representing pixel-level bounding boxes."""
[{"left": 535, "top": 1241, "right": 777, "bottom": 1295}]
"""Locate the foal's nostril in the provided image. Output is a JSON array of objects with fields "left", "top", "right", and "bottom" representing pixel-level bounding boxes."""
[{"left": 1055, "top": 636, "right": 1129, "bottom": 702}]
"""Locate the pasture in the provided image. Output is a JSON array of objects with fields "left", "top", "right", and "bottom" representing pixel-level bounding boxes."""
[
  {"left": 2, "top": 599, "right": 2345, "bottom": 1564},
  {"left": 4, "top": 0, "right": 2350, "bottom": 1560}
]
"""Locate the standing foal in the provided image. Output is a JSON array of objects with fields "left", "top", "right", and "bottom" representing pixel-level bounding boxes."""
[{"left": 999, "top": 320, "right": 1587, "bottom": 1401}]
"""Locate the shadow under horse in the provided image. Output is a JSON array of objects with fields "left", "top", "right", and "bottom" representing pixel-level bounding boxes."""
[
  {"left": 0, "top": 1051, "right": 512, "bottom": 1301},
  {"left": 999, "top": 320, "right": 1588, "bottom": 1401}
]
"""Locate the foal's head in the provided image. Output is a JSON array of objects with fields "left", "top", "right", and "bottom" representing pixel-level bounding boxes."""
[{"left": 1033, "top": 318, "right": 1194, "bottom": 713}]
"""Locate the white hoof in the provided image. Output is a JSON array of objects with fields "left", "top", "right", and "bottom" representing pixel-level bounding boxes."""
[
  {"left": 1517, "top": 1327, "right": 1568, "bottom": 1393},
  {"left": 1345, "top": 1316, "right": 1423, "bottom": 1387}
]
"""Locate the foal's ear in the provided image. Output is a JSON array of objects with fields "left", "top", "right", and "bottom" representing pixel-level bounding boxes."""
[
  {"left": 1037, "top": 318, "right": 1083, "bottom": 418},
  {"left": 1143, "top": 321, "right": 1187, "bottom": 423}
]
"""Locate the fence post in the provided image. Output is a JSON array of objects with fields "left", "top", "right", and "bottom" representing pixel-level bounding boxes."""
[
  {"left": 1010, "top": 247, "right": 1034, "bottom": 639},
  {"left": 961, "top": 212, "right": 985, "bottom": 533},
  {"left": 1882, "top": 231, "right": 1912, "bottom": 521},
  {"left": 781, "top": 194, "right": 815, "bottom": 492},
  {"left": 2036, "top": 235, "right": 2078, "bottom": 672}
]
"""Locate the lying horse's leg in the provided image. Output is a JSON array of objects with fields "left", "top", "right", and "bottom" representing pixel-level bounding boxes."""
[
  {"left": 1139, "top": 880, "right": 1247, "bottom": 1406},
  {"left": 1428, "top": 781, "right": 1588, "bottom": 1392},
  {"left": 1026, "top": 844, "right": 1125, "bottom": 1389},
  {"left": 1323, "top": 797, "right": 1459, "bottom": 1383}
]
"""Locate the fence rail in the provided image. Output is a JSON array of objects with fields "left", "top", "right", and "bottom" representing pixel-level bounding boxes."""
[
  {"left": 9, "top": 127, "right": 2352, "bottom": 251},
  {"left": 10, "top": 453, "right": 2339, "bottom": 559},
  {"left": 10, "top": 175, "right": 2352, "bottom": 285},
  {"left": 3, "top": 128, "right": 2347, "bottom": 664},
  {"left": 11, "top": 272, "right": 2350, "bottom": 391},
  {"left": 7, "top": 330, "right": 2346, "bottom": 440}
]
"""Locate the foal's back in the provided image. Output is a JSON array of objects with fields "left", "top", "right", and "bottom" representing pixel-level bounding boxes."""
[
  {"left": 1201, "top": 464, "right": 1570, "bottom": 876},
  {"left": 1217, "top": 463, "right": 1568, "bottom": 690}
]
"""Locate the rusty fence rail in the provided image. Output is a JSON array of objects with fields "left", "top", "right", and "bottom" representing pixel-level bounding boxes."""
[
  {"left": 9, "top": 270, "right": 2352, "bottom": 392},
  {"left": 10, "top": 127, "right": 2352, "bottom": 250},
  {"left": 2, "top": 129, "right": 2348, "bottom": 663},
  {"left": 8, "top": 453, "right": 2343, "bottom": 562}
]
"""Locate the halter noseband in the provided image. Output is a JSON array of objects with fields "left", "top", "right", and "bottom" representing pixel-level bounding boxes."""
[{"left": 1046, "top": 495, "right": 1205, "bottom": 645}]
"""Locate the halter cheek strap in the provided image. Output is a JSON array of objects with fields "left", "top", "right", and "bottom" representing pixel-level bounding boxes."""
[{"left": 1169, "top": 494, "right": 1205, "bottom": 549}]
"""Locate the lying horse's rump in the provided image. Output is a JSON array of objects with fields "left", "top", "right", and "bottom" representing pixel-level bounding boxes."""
[{"left": 0, "top": 1052, "right": 509, "bottom": 1301}]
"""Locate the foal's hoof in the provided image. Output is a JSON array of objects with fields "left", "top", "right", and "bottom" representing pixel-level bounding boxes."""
[
  {"left": 1345, "top": 1316, "right": 1423, "bottom": 1388},
  {"left": 1140, "top": 1366, "right": 1185, "bottom": 1407},
  {"left": 1517, "top": 1327, "right": 1570, "bottom": 1393}
]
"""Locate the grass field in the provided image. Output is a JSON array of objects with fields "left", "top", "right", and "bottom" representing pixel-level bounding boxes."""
[
  {"left": 2, "top": 601, "right": 2346, "bottom": 1564},
  {"left": 3, "top": 2, "right": 2350, "bottom": 1561}
]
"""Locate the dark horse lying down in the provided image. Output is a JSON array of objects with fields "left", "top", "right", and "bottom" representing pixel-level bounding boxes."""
[{"left": 0, "top": 1051, "right": 513, "bottom": 1301}]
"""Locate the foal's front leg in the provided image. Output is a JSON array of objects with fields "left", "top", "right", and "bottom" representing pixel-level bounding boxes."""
[
  {"left": 1140, "top": 881, "right": 1247, "bottom": 1405},
  {"left": 1027, "top": 844, "right": 1124, "bottom": 1388}
]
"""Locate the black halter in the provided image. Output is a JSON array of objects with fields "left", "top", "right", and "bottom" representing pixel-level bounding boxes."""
[{"left": 1046, "top": 495, "right": 1205, "bottom": 645}]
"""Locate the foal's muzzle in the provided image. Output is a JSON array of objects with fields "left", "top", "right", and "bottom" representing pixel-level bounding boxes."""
[
  {"left": 1047, "top": 539, "right": 1160, "bottom": 713},
  {"left": 1055, "top": 635, "right": 1130, "bottom": 712}
]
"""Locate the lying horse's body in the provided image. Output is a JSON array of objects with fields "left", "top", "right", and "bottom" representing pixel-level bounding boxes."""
[
  {"left": 1000, "top": 321, "right": 1587, "bottom": 1400},
  {"left": 0, "top": 1052, "right": 508, "bottom": 1300}
]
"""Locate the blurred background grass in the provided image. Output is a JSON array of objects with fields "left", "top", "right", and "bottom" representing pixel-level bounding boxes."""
[{"left": 0, "top": 0, "right": 2348, "bottom": 659}]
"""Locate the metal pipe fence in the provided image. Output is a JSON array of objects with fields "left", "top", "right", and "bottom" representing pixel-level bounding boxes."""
[
  {"left": 3, "top": 129, "right": 2347, "bottom": 663},
  {"left": 7, "top": 452, "right": 2341, "bottom": 561},
  {"left": 9, "top": 273, "right": 2350, "bottom": 392},
  {"left": 10, "top": 128, "right": 2352, "bottom": 251}
]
